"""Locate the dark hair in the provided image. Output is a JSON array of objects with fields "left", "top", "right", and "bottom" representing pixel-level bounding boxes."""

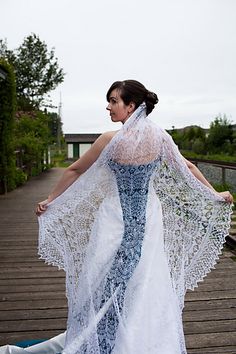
[{"left": 106, "top": 80, "right": 158, "bottom": 116}]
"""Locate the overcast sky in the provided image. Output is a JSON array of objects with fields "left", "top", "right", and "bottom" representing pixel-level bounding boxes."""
[{"left": 1, "top": 0, "right": 236, "bottom": 133}]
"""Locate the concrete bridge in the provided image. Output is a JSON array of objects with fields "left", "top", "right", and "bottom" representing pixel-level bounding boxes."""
[{"left": 0, "top": 168, "right": 235, "bottom": 353}]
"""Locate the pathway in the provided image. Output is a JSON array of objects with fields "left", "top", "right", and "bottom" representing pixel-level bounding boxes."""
[{"left": 0, "top": 168, "right": 235, "bottom": 353}]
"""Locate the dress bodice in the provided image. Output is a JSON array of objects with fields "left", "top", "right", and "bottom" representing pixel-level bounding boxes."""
[{"left": 108, "top": 159, "right": 160, "bottom": 216}]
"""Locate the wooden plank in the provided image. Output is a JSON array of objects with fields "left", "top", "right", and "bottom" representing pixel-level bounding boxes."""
[
  {"left": 0, "top": 248, "right": 38, "bottom": 253},
  {"left": 185, "top": 290, "right": 236, "bottom": 301},
  {"left": 206, "top": 262, "right": 236, "bottom": 269},
  {"left": 0, "top": 240, "right": 37, "bottom": 245},
  {"left": 0, "top": 233, "right": 38, "bottom": 238},
  {"left": 191, "top": 281, "right": 236, "bottom": 292},
  {"left": 0, "top": 308, "right": 68, "bottom": 321},
  {"left": 0, "top": 299, "right": 67, "bottom": 311},
  {"left": 184, "top": 319, "right": 236, "bottom": 334},
  {"left": 184, "top": 298, "right": 236, "bottom": 311},
  {"left": 0, "top": 250, "right": 39, "bottom": 255},
  {"left": 183, "top": 308, "right": 236, "bottom": 321},
  {"left": 0, "top": 318, "right": 67, "bottom": 332},
  {"left": 0, "top": 256, "right": 46, "bottom": 262},
  {"left": 0, "top": 291, "right": 66, "bottom": 301},
  {"left": 0, "top": 278, "right": 65, "bottom": 286},
  {"left": 188, "top": 346, "right": 236, "bottom": 354},
  {"left": 0, "top": 246, "right": 38, "bottom": 250},
  {"left": 0, "top": 262, "right": 55, "bottom": 268},
  {"left": 0, "top": 271, "right": 64, "bottom": 279},
  {"left": 195, "top": 272, "right": 236, "bottom": 281},
  {"left": 201, "top": 270, "right": 236, "bottom": 279},
  {"left": 1, "top": 222, "right": 38, "bottom": 226},
  {"left": 0, "top": 266, "right": 63, "bottom": 274},
  {"left": 185, "top": 332, "right": 236, "bottom": 348},
  {"left": 0, "top": 284, "right": 66, "bottom": 293}
]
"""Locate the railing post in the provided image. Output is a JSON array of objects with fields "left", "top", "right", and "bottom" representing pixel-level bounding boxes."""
[{"left": 222, "top": 167, "right": 226, "bottom": 185}]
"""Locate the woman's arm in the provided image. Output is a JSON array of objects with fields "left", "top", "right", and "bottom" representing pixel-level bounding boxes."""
[
  {"left": 36, "top": 131, "right": 116, "bottom": 215},
  {"left": 183, "top": 157, "right": 233, "bottom": 203},
  {"left": 183, "top": 158, "right": 216, "bottom": 191}
]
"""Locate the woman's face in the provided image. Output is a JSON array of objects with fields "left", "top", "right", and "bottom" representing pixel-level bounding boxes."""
[{"left": 106, "top": 89, "right": 134, "bottom": 124}]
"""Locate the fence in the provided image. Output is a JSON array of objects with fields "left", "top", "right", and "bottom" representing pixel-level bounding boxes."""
[{"left": 190, "top": 158, "right": 236, "bottom": 192}]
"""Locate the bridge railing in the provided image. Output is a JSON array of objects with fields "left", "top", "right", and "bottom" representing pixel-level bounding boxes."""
[{"left": 189, "top": 158, "right": 236, "bottom": 192}]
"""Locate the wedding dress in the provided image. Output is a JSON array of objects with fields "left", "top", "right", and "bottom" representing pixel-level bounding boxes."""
[{"left": 0, "top": 103, "right": 232, "bottom": 354}]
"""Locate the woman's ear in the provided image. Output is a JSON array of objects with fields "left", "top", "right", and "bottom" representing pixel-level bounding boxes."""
[{"left": 129, "top": 102, "right": 135, "bottom": 113}]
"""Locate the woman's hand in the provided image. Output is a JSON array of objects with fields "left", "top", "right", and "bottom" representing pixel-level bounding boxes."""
[
  {"left": 35, "top": 199, "right": 49, "bottom": 216},
  {"left": 217, "top": 191, "right": 234, "bottom": 204}
]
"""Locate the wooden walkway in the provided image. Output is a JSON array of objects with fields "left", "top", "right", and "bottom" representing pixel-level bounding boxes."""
[{"left": 0, "top": 168, "right": 236, "bottom": 353}]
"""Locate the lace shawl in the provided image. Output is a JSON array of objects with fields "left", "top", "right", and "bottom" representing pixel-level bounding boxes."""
[{"left": 38, "top": 103, "right": 232, "bottom": 313}]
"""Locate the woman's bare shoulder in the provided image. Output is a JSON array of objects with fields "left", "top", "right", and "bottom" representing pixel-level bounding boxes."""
[{"left": 100, "top": 130, "right": 119, "bottom": 144}]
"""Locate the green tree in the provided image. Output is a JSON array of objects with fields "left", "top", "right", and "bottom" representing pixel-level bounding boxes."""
[
  {"left": 170, "top": 125, "right": 207, "bottom": 154},
  {"left": 0, "top": 39, "right": 16, "bottom": 64},
  {"left": 14, "top": 111, "right": 51, "bottom": 176},
  {"left": 195, "top": 126, "right": 206, "bottom": 140},
  {"left": 47, "top": 111, "right": 63, "bottom": 144},
  {"left": 0, "top": 34, "right": 65, "bottom": 110},
  {"left": 207, "top": 115, "right": 234, "bottom": 154},
  {"left": 192, "top": 138, "right": 206, "bottom": 154},
  {"left": 168, "top": 127, "right": 185, "bottom": 148}
]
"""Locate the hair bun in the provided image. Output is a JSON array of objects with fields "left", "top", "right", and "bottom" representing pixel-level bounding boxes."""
[
  {"left": 145, "top": 91, "right": 159, "bottom": 115},
  {"left": 106, "top": 80, "right": 159, "bottom": 116}
]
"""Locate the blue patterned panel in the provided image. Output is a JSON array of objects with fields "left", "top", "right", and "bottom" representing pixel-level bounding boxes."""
[{"left": 97, "top": 159, "right": 160, "bottom": 353}]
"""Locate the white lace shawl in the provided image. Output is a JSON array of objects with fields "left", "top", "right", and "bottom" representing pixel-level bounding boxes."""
[{"left": 38, "top": 103, "right": 232, "bottom": 311}]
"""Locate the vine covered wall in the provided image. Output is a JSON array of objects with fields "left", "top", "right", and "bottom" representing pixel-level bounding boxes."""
[{"left": 0, "top": 60, "right": 16, "bottom": 193}]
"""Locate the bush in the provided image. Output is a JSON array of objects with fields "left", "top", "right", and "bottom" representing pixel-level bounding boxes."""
[{"left": 15, "top": 168, "right": 27, "bottom": 186}]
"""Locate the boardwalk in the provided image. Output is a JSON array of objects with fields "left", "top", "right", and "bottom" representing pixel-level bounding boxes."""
[{"left": 0, "top": 168, "right": 235, "bottom": 353}]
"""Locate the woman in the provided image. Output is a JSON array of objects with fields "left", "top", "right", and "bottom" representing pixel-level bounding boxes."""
[{"left": 1, "top": 80, "right": 233, "bottom": 354}]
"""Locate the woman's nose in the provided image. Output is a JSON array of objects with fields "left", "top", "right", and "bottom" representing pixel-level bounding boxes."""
[{"left": 106, "top": 104, "right": 111, "bottom": 111}]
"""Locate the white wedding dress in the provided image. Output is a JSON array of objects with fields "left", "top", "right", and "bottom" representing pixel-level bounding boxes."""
[
  {"left": 62, "top": 160, "right": 186, "bottom": 353},
  {"left": 0, "top": 104, "right": 231, "bottom": 354}
]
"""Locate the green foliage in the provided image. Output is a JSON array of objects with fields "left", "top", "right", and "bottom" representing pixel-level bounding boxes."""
[
  {"left": 0, "top": 39, "right": 15, "bottom": 63},
  {"left": 181, "top": 150, "right": 236, "bottom": 163},
  {"left": 192, "top": 138, "right": 206, "bottom": 154},
  {"left": 14, "top": 111, "right": 51, "bottom": 177},
  {"left": 55, "top": 161, "right": 71, "bottom": 168},
  {"left": 170, "top": 125, "right": 207, "bottom": 153},
  {"left": 170, "top": 115, "right": 235, "bottom": 158},
  {"left": 207, "top": 115, "right": 234, "bottom": 154},
  {"left": 47, "top": 111, "right": 63, "bottom": 144},
  {"left": 0, "top": 34, "right": 65, "bottom": 110},
  {"left": 15, "top": 169, "right": 27, "bottom": 186},
  {"left": 0, "top": 36, "right": 65, "bottom": 192},
  {"left": 0, "top": 59, "right": 17, "bottom": 193},
  {"left": 212, "top": 183, "right": 232, "bottom": 192}
]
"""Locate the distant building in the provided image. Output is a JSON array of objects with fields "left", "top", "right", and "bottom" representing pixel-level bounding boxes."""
[{"left": 64, "top": 133, "right": 101, "bottom": 159}]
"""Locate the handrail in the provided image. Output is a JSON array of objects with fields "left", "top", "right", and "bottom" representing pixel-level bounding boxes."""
[{"left": 189, "top": 158, "right": 236, "bottom": 170}]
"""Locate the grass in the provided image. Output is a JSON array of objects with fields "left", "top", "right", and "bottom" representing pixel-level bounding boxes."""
[
  {"left": 54, "top": 160, "right": 71, "bottom": 168},
  {"left": 181, "top": 150, "right": 236, "bottom": 163}
]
